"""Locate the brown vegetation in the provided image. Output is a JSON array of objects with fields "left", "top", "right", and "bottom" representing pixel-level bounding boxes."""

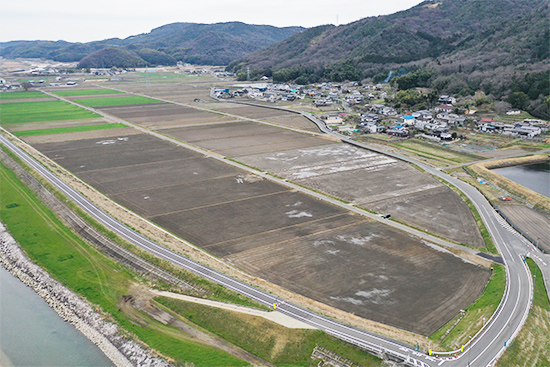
[{"left": 470, "top": 155, "right": 550, "bottom": 212}]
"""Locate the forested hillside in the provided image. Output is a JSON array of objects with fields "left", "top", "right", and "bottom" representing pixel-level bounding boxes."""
[
  {"left": 228, "top": 0, "right": 549, "bottom": 118},
  {"left": 0, "top": 22, "right": 304, "bottom": 67}
]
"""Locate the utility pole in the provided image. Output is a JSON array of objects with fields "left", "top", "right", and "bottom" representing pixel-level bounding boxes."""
[{"left": 247, "top": 66, "right": 250, "bottom": 81}]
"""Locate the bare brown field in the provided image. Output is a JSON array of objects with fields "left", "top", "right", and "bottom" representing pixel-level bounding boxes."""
[
  {"left": 162, "top": 121, "right": 332, "bottom": 157},
  {"left": 226, "top": 220, "right": 489, "bottom": 335},
  {"left": 476, "top": 148, "right": 529, "bottom": 159},
  {"left": 163, "top": 120, "right": 282, "bottom": 141},
  {"left": 258, "top": 114, "right": 320, "bottom": 132},
  {"left": 7, "top": 118, "right": 107, "bottom": 132},
  {"left": 239, "top": 144, "right": 484, "bottom": 247},
  {"left": 22, "top": 127, "right": 140, "bottom": 144},
  {"left": 98, "top": 103, "right": 236, "bottom": 128},
  {"left": 219, "top": 137, "right": 332, "bottom": 157},
  {"left": 67, "top": 93, "right": 132, "bottom": 100},
  {"left": 209, "top": 104, "right": 297, "bottom": 119},
  {"left": 28, "top": 131, "right": 489, "bottom": 335},
  {"left": 498, "top": 204, "right": 550, "bottom": 252},
  {"left": 113, "top": 175, "right": 288, "bottom": 218},
  {"left": 109, "top": 82, "right": 215, "bottom": 103}
]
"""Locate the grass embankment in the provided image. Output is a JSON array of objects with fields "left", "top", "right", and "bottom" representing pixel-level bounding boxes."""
[
  {"left": 52, "top": 89, "right": 124, "bottom": 96},
  {"left": 469, "top": 156, "right": 550, "bottom": 212},
  {"left": 157, "top": 297, "right": 382, "bottom": 367},
  {"left": 12, "top": 123, "right": 127, "bottom": 137},
  {"left": 392, "top": 139, "right": 484, "bottom": 166},
  {"left": 76, "top": 96, "right": 161, "bottom": 107},
  {"left": 462, "top": 131, "right": 550, "bottom": 152},
  {"left": 0, "top": 162, "right": 247, "bottom": 366},
  {"left": 430, "top": 264, "right": 505, "bottom": 351},
  {"left": 498, "top": 259, "right": 550, "bottom": 366},
  {"left": 0, "top": 91, "right": 48, "bottom": 99},
  {"left": 0, "top": 100, "right": 99, "bottom": 124}
]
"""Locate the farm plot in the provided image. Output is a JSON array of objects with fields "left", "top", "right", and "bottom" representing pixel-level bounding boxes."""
[
  {"left": 109, "top": 82, "right": 215, "bottom": 103},
  {"left": 0, "top": 100, "right": 99, "bottom": 124},
  {"left": 239, "top": 144, "right": 484, "bottom": 247},
  {"left": 0, "top": 91, "right": 49, "bottom": 99},
  {"left": 29, "top": 131, "right": 489, "bottom": 336},
  {"left": 209, "top": 104, "right": 298, "bottom": 120},
  {"left": 226, "top": 220, "right": 489, "bottom": 336},
  {"left": 51, "top": 88, "right": 124, "bottom": 96},
  {"left": 75, "top": 96, "right": 161, "bottom": 107},
  {"left": 258, "top": 114, "right": 321, "bottom": 132},
  {"left": 97, "top": 103, "right": 236, "bottom": 128},
  {"left": 497, "top": 204, "right": 550, "bottom": 252},
  {"left": 162, "top": 120, "right": 332, "bottom": 157}
]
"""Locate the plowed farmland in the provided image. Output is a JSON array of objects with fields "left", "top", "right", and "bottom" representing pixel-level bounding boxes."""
[{"left": 30, "top": 131, "right": 490, "bottom": 335}]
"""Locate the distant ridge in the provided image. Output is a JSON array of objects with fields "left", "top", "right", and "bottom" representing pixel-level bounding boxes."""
[
  {"left": 227, "top": 0, "right": 549, "bottom": 119},
  {"left": 0, "top": 22, "right": 304, "bottom": 67},
  {"left": 230, "top": 0, "right": 548, "bottom": 75}
]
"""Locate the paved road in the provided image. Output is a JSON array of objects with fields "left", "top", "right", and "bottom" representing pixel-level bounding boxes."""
[
  {"left": 0, "top": 92, "right": 537, "bottom": 366},
  {"left": 206, "top": 97, "right": 537, "bottom": 366},
  {"left": 0, "top": 135, "right": 430, "bottom": 367}
]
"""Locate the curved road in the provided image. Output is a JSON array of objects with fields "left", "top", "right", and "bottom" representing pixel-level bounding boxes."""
[{"left": 0, "top": 99, "right": 535, "bottom": 366}]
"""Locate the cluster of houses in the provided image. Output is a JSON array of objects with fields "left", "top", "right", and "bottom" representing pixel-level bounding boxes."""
[
  {"left": 477, "top": 119, "right": 544, "bottom": 138},
  {"left": 212, "top": 79, "right": 549, "bottom": 140},
  {"left": 233, "top": 81, "right": 379, "bottom": 105}
]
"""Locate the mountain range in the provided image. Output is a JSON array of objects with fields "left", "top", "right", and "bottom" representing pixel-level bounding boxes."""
[
  {"left": 0, "top": 22, "right": 304, "bottom": 67},
  {"left": 229, "top": 0, "right": 548, "bottom": 78},
  {"left": 1, "top": 0, "right": 548, "bottom": 117}
]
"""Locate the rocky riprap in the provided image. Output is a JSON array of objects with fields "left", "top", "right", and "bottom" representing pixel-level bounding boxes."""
[{"left": 0, "top": 223, "right": 174, "bottom": 367}]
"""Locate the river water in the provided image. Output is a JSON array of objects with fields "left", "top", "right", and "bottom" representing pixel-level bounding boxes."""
[
  {"left": 0, "top": 266, "right": 114, "bottom": 367},
  {"left": 493, "top": 161, "right": 550, "bottom": 198}
]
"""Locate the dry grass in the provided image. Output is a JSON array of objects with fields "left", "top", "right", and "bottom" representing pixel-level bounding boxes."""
[{"left": 470, "top": 155, "right": 550, "bottom": 212}]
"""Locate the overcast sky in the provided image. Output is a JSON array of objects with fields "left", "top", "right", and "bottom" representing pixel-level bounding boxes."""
[{"left": 1, "top": 0, "right": 423, "bottom": 43}]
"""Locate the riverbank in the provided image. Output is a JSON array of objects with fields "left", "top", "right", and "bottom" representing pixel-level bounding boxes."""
[
  {"left": 0, "top": 223, "right": 171, "bottom": 367},
  {"left": 469, "top": 154, "right": 550, "bottom": 212}
]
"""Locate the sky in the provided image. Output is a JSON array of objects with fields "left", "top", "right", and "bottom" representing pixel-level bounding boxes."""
[{"left": 1, "top": 0, "right": 423, "bottom": 43}]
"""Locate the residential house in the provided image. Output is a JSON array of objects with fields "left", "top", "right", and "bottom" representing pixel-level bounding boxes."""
[
  {"left": 400, "top": 115, "right": 416, "bottom": 126},
  {"left": 387, "top": 125, "right": 409, "bottom": 137},
  {"left": 435, "top": 104, "right": 454, "bottom": 113},
  {"left": 511, "top": 122, "right": 542, "bottom": 137},
  {"left": 438, "top": 95, "right": 456, "bottom": 105}
]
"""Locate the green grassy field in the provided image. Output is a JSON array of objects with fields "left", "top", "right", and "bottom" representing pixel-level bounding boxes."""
[
  {"left": 0, "top": 91, "right": 48, "bottom": 99},
  {"left": 0, "top": 163, "right": 247, "bottom": 366},
  {"left": 498, "top": 259, "right": 550, "bottom": 367},
  {"left": 75, "top": 96, "right": 161, "bottom": 107},
  {"left": 430, "top": 265, "right": 506, "bottom": 351},
  {"left": 52, "top": 89, "right": 124, "bottom": 96},
  {"left": 0, "top": 100, "right": 99, "bottom": 124},
  {"left": 13, "top": 123, "right": 127, "bottom": 137},
  {"left": 157, "top": 297, "right": 382, "bottom": 367}
]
